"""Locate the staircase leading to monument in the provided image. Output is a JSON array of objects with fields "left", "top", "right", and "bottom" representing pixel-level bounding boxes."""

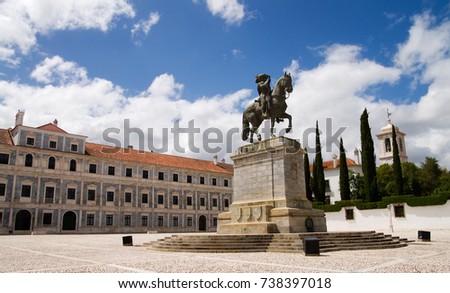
[{"left": 144, "top": 231, "right": 408, "bottom": 253}]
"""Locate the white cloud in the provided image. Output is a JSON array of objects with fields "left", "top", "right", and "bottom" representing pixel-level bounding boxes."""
[
  {"left": 0, "top": 55, "right": 250, "bottom": 162},
  {"left": 0, "top": 0, "right": 135, "bottom": 65},
  {"left": 204, "top": 0, "right": 245, "bottom": 25},
  {"left": 131, "top": 12, "right": 160, "bottom": 46},
  {"left": 395, "top": 12, "right": 450, "bottom": 74},
  {"left": 1, "top": 11, "right": 449, "bottom": 169},
  {"left": 30, "top": 56, "right": 89, "bottom": 85}
]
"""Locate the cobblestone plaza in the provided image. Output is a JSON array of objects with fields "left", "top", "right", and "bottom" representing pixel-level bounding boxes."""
[{"left": 0, "top": 230, "right": 449, "bottom": 273}]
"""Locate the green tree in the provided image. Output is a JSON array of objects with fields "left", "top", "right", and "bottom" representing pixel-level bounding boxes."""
[
  {"left": 349, "top": 170, "right": 364, "bottom": 200},
  {"left": 435, "top": 169, "right": 450, "bottom": 194},
  {"left": 303, "top": 149, "right": 313, "bottom": 201},
  {"left": 312, "top": 121, "right": 326, "bottom": 203},
  {"left": 377, "top": 164, "right": 394, "bottom": 198},
  {"left": 360, "top": 108, "right": 379, "bottom": 202},
  {"left": 420, "top": 157, "right": 442, "bottom": 195},
  {"left": 339, "top": 137, "right": 351, "bottom": 200},
  {"left": 391, "top": 124, "right": 404, "bottom": 195},
  {"left": 401, "top": 162, "right": 421, "bottom": 196}
]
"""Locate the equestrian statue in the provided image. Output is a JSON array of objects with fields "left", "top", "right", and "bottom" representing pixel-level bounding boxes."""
[{"left": 242, "top": 72, "right": 293, "bottom": 143}]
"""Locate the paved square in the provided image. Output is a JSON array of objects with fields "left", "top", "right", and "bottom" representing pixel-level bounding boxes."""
[{"left": 0, "top": 230, "right": 449, "bottom": 273}]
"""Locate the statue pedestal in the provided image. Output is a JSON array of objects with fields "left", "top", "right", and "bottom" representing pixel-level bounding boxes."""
[{"left": 218, "top": 136, "right": 327, "bottom": 234}]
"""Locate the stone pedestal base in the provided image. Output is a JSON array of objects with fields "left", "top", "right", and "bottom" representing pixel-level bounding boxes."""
[
  {"left": 218, "top": 200, "right": 327, "bottom": 234},
  {"left": 218, "top": 137, "right": 327, "bottom": 234}
]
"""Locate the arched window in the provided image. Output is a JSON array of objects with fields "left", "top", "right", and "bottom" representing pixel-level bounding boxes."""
[
  {"left": 69, "top": 159, "right": 77, "bottom": 171},
  {"left": 398, "top": 138, "right": 403, "bottom": 152},
  {"left": 384, "top": 138, "right": 391, "bottom": 152},
  {"left": 48, "top": 157, "right": 56, "bottom": 169},
  {"left": 25, "top": 154, "right": 33, "bottom": 167}
]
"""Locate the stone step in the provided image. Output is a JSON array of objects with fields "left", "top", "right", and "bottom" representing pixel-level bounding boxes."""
[{"left": 145, "top": 231, "right": 408, "bottom": 253}]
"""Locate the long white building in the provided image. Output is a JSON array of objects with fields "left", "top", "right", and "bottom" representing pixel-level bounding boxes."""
[{"left": 0, "top": 111, "right": 233, "bottom": 234}]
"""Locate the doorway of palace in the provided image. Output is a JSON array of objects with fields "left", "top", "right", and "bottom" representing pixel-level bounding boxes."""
[
  {"left": 62, "top": 211, "right": 77, "bottom": 231},
  {"left": 198, "top": 215, "right": 207, "bottom": 231},
  {"left": 14, "top": 210, "right": 32, "bottom": 231}
]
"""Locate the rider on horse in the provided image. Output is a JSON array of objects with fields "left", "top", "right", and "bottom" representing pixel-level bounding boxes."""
[{"left": 255, "top": 73, "right": 271, "bottom": 119}]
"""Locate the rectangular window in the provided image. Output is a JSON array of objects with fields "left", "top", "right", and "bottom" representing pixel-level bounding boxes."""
[
  {"left": 158, "top": 216, "right": 164, "bottom": 227},
  {"left": 107, "top": 191, "right": 114, "bottom": 202},
  {"left": 200, "top": 197, "right": 206, "bottom": 206},
  {"left": 89, "top": 164, "right": 97, "bottom": 174},
  {"left": 173, "top": 216, "right": 178, "bottom": 227},
  {"left": 26, "top": 137, "right": 35, "bottom": 146},
  {"left": 87, "top": 189, "right": 96, "bottom": 201},
  {"left": 157, "top": 194, "right": 164, "bottom": 205},
  {"left": 45, "top": 186, "right": 54, "bottom": 203},
  {"left": 224, "top": 179, "right": 229, "bottom": 187},
  {"left": 0, "top": 153, "right": 9, "bottom": 164},
  {"left": 200, "top": 176, "right": 205, "bottom": 185},
  {"left": 43, "top": 213, "right": 52, "bottom": 225},
  {"left": 187, "top": 217, "right": 192, "bottom": 227},
  {"left": 142, "top": 170, "right": 149, "bottom": 179},
  {"left": 0, "top": 183, "right": 6, "bottom": 196},
  {"left": 212, "top": 178, "right": 217, "bottom": 186},
  {"left": 142, "top": 193, "right": 148, "bottom": 204},
  {"left": 212, "top": 198, "right": 218, "bottom": 207},
  {"left": 106, "top": 215, "right": 114, "bottom": 226},
  {"left": 213, "top": 217, "right": 217, "bottom": 227},
  {"left": 187, "top": 175, "right": 192, "bottom": 183},
  {"left": 158, "top": 172, "right": 164, "bottom": 180},
  {"left": 173, "top": 173, "right": 178, "bottom": 182},
  {"left": 71, "top": 144, "right": 78, "bottom": 152},
  {"left": 187, "top": 196, "right": 193, "bottom": 206},
  {"left": 172, "top": 195, "right": 178, "bottom": 205},
  {"left": 49, "top": 141, "right": 57, "bottom": 149},
  {"left": 86, "top": 214, "right": 95, "bottom": 226},
  {"left": 124, "top": 215, "right": 131, "bottom": 226},
  {"left": 126, "top": 168, "right": 132, "bottom": 177},
  {"left": 0, "top": 212, "right": 3, "bottom": 225},
  {"left": 224, "top": 199, "right": 229, "bottom": 208},
  {"left": 394, "top": 205, "right": 405, "bottom": 218},
  {"left": 345, "top": 209, "right": 354, "bottom": 220},
  {"left": 21, "top": 185, "right": 31, "bottom": 197},
  {"left": 141, "top": 216, "right": 148, "bottom": 227},
  {"left": 125, "top": 192, "right": 132, "bottom": 203},
  {"left": 67, "top": 188, "right": 76, "bottom": 200},
  {"left": 108, "top": 166, "right": 115, "bottom": 175}
]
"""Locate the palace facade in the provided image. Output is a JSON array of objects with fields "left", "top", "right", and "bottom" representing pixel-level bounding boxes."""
[{"left": 0, "top": 111, "right": 233, "bottom": 234}]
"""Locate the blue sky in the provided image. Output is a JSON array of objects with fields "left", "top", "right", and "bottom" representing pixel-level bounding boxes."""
[{"left": 1, "top": 0, "right": 450, "bottom": 168}]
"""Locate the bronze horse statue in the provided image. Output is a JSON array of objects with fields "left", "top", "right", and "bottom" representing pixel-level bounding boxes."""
[{"left": 242, "top": 72, "right": 293, "bottom": 143}]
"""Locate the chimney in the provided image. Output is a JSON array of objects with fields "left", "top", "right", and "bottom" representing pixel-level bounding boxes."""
[
  {"left": 15, "top": 110, "right": 25, "bottom": 126},
  {"left": 354, "top": 147, "right": 361, "bottom": 164},
  {"left": 213, "top": 155, "right": 218, "bottom": 165},
  {"left": 332, "top": 154, "right": 338, "bottom": 168}
]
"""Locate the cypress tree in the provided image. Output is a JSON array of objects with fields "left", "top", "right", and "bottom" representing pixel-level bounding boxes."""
[
  {"left": 313, "top": 121, "right": 326, "bottom": 203},
  {"left": 339, "top": 137, "right": 351, "bottom": 200},
  {"left": 360, "top": 109, "right": 379, "bottom": 202},
  {"left": 391, "top": 124, "right": 404, "bottom": 196},
  {"left": 303, "top": 149, "right": 313, "bottom": 202}
]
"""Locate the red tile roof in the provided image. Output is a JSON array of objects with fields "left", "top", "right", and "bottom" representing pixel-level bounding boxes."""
[
  {"left": 85, "top": 142, "right": 233, "bottom": 175},
  {"left": 36, "top": 123, "right": 68, "bottom": 134},
  {"left": 310, "top": 158, "right": 360, "bottom": 171},
  {"left": 0, "top": 128, "right": 14, "bottom": 145}
]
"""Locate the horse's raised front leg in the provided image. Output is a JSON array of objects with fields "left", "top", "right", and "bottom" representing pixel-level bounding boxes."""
[
  {"left": 285, "top": 113, "right": 292, "bottom": 133},
  {"left": 270, "top": 117, "right": 276, "bottom": 138}
]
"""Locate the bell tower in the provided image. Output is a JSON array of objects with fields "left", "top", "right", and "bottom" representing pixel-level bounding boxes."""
[{"left": 375, "top": 109, "right": 408, "bottom": 165}]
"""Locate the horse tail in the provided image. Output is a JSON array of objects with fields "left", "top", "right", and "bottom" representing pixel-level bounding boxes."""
[{"left": 242, "top": 111, "right": 250, "bottom": 141}]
